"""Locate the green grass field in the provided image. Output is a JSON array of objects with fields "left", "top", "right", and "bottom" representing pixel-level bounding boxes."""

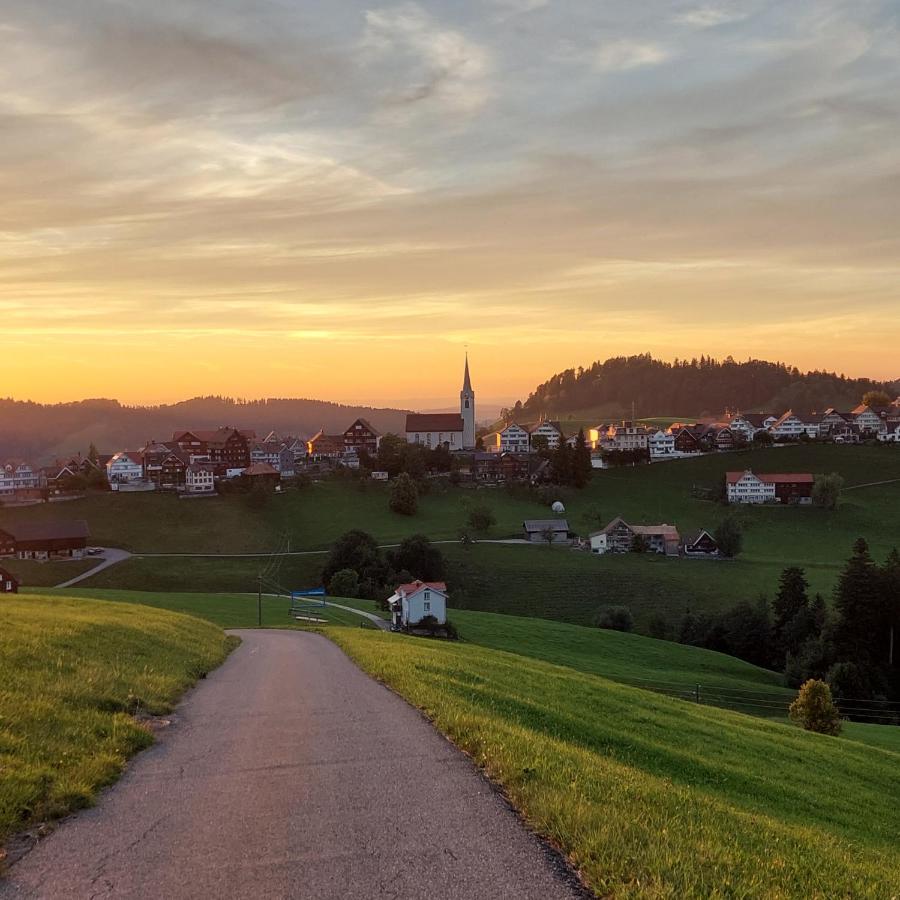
[
  {"left": 7, "top": 445, "right": 899, "bottom": 636},
  {"left": 0, "top": 595, "right": 232, "bottom": 847},
  {"left": 332, "top": 628, "right": 900, "bottom": 898},
  {"left": 0, "top": 558, "right": 99, "bottom": 587}
]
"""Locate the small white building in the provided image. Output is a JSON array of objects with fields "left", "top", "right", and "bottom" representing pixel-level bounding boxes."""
[
  {"left": 106, "top": 451, "right": 144, "bottom": 484},
  {"left": 386, "top": 580, "right": 448, "bottom": 628},
  {"left": 185, "top": 463, "right": 216, "bottom": 493},
  {"left": 648, "top": 430, "right": 675, "bottom": 458}
]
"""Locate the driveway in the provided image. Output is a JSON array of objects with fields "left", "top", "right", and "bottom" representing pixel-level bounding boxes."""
[
  {"left": 0, "top": 630, "right": 585, "bottom": 900},
  {"left": 53, "top": 548, "right": 132, "bottom": 589}
]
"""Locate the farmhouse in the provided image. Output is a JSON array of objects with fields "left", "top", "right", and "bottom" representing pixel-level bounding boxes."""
[
  {"left": 495, "top": 423, "right": 531, "bottom": 453},
  {"left": 0, "top": 461, "right": 41, "bottom": 496},
  {"left": 648, "top": 430, "right": 675, "bottom": 458},
  {"left": 185, "top": 463, "right": 216, "bottom": 493},
  {"left": 681, "top": 529, "right": 720, "bottom": 558},
  {"left": 589, "top": 517, "right": 680, "bottom": 556},
  {"left": 306, "top": 430, "right": 345, "bottom": 460},
  {"left": 386, "top": 580, "right": 448, "bottom": 629},
  {"left": 523, "top": 519, "right": 571, "bottom": 544},
  {"left": 0, "top": 565, "right": 18, "bottom": 593},
  {"left": 0, "top": 520, "right": 91, "bottom": 560},
  {"left": 726, "top": 470, "right": 814, "bottom": 504},
  {"left": 343, "top": 418, "right": 381, "bottom": 455},
  {"left": 106, "top": 451, "right": 143, "bottom": 484},
  {"left": 728, "top": 413, "right": 777, "bottom": 439}
]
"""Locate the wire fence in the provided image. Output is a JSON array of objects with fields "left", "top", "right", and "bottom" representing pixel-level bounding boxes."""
[{"left": 613, "top": 675, "right": 900, "bottom": 724}]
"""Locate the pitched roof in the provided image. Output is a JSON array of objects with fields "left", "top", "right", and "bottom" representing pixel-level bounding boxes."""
[
  {"left": 682, "top": 529, "right": 716, "bottom": 546},
  {"left": 732, "top": 413, "right": 776, "bottom": 427},
  {"left": 726, "top": 470, "right": 814, "bottom": 484},
  {"left": 397, "top": 580, "right": 447, "bottom": 595},
  {"left": 462, "top": 354, "right": 473, "bottom": 394},
  {"left": 8, "top": 520, "right": 91, "bottom": 541},
  {"left": 243, "top": 462, "right": 278, "bottom": 476},
  {"left": 523, "top": 518, "right": 569, "bottom": 532},
  {"left": 405, "top": 413, "right": 464, "bottom": 432}
]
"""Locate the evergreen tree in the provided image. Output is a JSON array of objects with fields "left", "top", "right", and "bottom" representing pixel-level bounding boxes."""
[
  {"left": 772, "top": 567, "right": 811, "bottom": 666},
  {"left": 714, "top": 516, "right": 742, "bottom": 558},
  {"left": 572, "top": 428, "right": 592, "bottom": 488},
  {"left": 832, "top": 539, "right": 884, "bottom": 669}
]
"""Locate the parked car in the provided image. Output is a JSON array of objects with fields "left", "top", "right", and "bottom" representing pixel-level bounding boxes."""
[{"left": 86, "top": 547, "right": 104, "bottom": 556}]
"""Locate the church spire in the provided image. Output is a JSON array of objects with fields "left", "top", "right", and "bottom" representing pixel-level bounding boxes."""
[{"left": 462, "top": 352, "right": 473, "bottom": 393}]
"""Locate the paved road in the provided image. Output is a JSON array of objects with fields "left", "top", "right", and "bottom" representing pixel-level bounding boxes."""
[
  {"left": 53, "top": 548, "right": 132, "bottom": 588},
  {"left": 0, "top": 631, "right": 585, "bottom": 900}
]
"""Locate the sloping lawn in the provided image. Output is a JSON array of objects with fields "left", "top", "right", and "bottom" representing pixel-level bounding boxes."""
[
  {"left": 332, "top": 628, "right": 900, "bottom": 898},
  {"left": 0, "top": 595, "right": 232, "bottom": 847}
]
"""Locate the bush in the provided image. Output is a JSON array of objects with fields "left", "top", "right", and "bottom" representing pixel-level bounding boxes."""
[
  {"left": 389, "top": 472, "right": 419, "bottom": 515},
  {"left": 714, "top": 515, "right": 743, "bottom": 558},
  {"left": 789, "top": 679, "right": 842, "bottom": 735},
  {"left": 389, "top": 534, "right": 444, "bottom": 581},
  {"left": 467, "top": 505, "right": 496, "bottom": 535},
  {"left": 812, "top": 472, "right": 844, "bottom": 510},
  {"left": 595, "top": 605, "right": 634, "bottom": 632},
  {"left": 328, "top": 569, "right": 360, "bottom": 598}
]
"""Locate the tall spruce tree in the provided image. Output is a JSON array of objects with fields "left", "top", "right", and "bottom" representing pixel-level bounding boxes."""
[
  {"left": 573, "top": 428, "right": 592, "bottom": 488},
  {"left": 832, "top": 538, "right": 885, "bottom": 669},
  {"left": 772, "top": 567, "right": 811, "bottom": 667}
]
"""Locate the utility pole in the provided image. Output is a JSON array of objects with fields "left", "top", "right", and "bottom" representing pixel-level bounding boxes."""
[
  {"left": 257, "top": 576, "right": 262, "bottom": 628},
  {"left": 890, "top": 625, "right": 894, "bottom": 667}
]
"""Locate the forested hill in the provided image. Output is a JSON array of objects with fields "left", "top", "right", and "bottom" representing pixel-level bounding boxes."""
[
  {"left": 0, "top": 396, "right": 410, "bottom": 462},
  {"left": 516, "top": 355, "right": 898, "bottom": 420}
]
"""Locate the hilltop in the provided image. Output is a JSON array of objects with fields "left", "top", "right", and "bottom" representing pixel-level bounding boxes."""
[
  {"left": 0, "top": 396, "right": 411, "bottom": 462},
  {"left": 513, "top": 353, "right": 898, "bottom": 421}
]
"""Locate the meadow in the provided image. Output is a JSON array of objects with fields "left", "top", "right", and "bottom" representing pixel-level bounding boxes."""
[
  {"left": 0, "top": 595, "right": 232, "bottom": 847},
  {"left": 331, "top": 627, "right": 900, "bottom": 898},
  {"left": 6, "top": 444, "right": 899, "bottom": 635}
]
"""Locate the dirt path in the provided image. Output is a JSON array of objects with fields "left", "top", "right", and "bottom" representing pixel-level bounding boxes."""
[{"left": 0, "top": 630, "right": 584, "bottom": 900}]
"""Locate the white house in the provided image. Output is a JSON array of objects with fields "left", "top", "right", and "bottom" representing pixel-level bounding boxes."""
[
  {"left": 106, "top": 451, "right": 143, "bottom": 484},
  {"left": 878, "top": 421, "right": 900, "bottom": 443},
  {"left": 769, "top": 411, "right": 820, "bottom": 439},
  {"left": 527, "top": 421, "right": 565, "bottom": 450},
  {"left": 185, "top": 463, "right": 216, "bottom": 493},
  {"left": 851, "top": 405, "right": 888, "bottom": 436},
  {"left": 729, "top": 413, "right": 777, "bottom": 439},
  {"left": 386, "top": 580, "right": 448, "bottom": 628},
  {"left": 498, "top": 423, "right": 531, "bottom": 453},
  {"left": 726, "top": 470, "right": 777, "bottom": 504},
  {"left": 648, "top": 430, "right": 675, "bottom": 458}
]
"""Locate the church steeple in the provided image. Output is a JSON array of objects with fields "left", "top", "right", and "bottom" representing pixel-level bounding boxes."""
[{"left": 460, "top": 353, "right": 476, "bottom": 449}]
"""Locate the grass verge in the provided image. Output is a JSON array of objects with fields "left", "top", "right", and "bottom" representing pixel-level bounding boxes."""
[
  {"left": 0, "top": 595, "right": 232, "bottom": 849},
  {"left": 331, "top": 628, "right": 900, "bottom": 898}
]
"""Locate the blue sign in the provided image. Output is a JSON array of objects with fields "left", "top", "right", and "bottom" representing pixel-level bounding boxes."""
[{"left": 292, "top": 587, "right": 326, "bottom": 597}]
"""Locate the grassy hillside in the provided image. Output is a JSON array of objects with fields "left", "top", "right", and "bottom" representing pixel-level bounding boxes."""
[
  {"left": 8, "top": 445, "right": 898, "bottom": 634},
  {"left": 332, "top": 628, "right": 900, "bottom": 898},
  {"left": 0, "top": 595, "right": 232, "bottom": 847},
  {"left": 0, "top": 558, "right": 99, "bottom": 587}
]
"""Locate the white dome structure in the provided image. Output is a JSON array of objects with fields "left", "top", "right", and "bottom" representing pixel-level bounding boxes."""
[{"left": 551, "top": 500, "right": 565, "bottom": 514}]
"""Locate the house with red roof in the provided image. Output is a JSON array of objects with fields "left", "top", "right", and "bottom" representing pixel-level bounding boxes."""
[{"left": 385, "top": 580, "right": 448, "bottom": 629}]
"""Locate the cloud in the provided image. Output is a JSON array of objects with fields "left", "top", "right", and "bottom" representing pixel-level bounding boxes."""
[
  {"left": 593, "top": 39, "right": 671, "bottom": 72},
  {"left": 361, "top": 4, "right": 491, "bottom": 113},
  {"left": 674, "top": 6, "right": 749, "bottom": 29}
]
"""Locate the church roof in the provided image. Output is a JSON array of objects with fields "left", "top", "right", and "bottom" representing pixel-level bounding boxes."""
[{"left": 406, "top": 414, "right": 464, "bottom": 432}]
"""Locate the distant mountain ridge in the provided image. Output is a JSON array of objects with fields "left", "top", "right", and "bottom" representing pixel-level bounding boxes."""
[
  {"left": 0, "top": 396, "right": 411, "bottom": 462},
  {"left": 515, "top": 354, "right": 899, "bottom": 421}
]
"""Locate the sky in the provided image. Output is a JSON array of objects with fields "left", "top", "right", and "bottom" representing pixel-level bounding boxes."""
[{"left": 1, "top": 0, "right": 899, "bottom": 408}]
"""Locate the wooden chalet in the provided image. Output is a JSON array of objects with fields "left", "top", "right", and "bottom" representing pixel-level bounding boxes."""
[
  {"left": 0, "top": 520, "right": 91, "bottom": 560},
  {"left": 682, "top": 529, "right": 720, "bottom": 558},
  {"left": 343, "top": 419, "right": 381, "bottom": 455},
  {"left": 0, "top": 565, "right": 18, "bottom": 593}
]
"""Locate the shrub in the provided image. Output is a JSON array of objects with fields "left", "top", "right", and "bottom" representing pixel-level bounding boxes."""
[
  {"left": 389, "top": 472, "right": 419, "bottom": 515},
  {"left": 789, "top": 679, "right": 841, "bottom": 735},
  {"left": 328, "top": 568, "right": 360, "bottom": 598},
  {"left": 595, "top": 605, "right": 634, "bottom": 632},
  {"left": 812, "top": 472, "right": 844, "bottom": 510},
  {"left": 714, "top": 515, "right": 743, "bottom": 558},
  {"left": 467, "top": 505, "right": 496, "bottom": 535}
]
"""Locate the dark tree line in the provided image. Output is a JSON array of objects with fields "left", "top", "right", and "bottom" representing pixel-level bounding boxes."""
[
  {"left": 321, "top": 530, "right": 445, "bottom": 601},
  {"left": 676, "top": 541, "right": 900, "bottom": 716},
  {"left": 515, "top": 353, "right": 896, "bottom": 419}
]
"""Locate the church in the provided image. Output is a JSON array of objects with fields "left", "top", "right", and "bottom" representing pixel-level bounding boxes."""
[{"left": 404, "top": 356, "right": 476, "bottom": 451}]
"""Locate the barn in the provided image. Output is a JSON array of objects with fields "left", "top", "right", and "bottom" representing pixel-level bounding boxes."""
[{"left": 0, "top": 566, "right": 19, "bottom": 593}]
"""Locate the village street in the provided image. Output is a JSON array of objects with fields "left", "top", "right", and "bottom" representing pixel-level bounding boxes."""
[{"left": 0, "top": 630, "right": 585, "bottom": 900}]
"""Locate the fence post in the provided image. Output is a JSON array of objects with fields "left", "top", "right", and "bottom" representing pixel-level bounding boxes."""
[
  {"left": 694, "top": 683, "right": 701, "bottom": 704},
  {"left": 257, "top": 577, "right": 262, "bottom": 628}
]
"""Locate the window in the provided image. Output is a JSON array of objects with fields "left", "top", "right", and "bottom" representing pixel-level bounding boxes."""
[{"left": 424, "top": 601, "right": 430, "bottom": 611}]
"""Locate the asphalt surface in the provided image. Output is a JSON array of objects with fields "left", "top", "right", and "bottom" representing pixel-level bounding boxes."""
[
  {"left": 53, "top": 548, "right": 132, "bottom": 588},
  {"left": 0, "top": 630, "right": 585, "bottom": 900}
]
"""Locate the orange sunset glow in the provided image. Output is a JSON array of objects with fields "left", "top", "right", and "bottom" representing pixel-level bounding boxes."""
[{"left": 2, "top": 1, "right": 898, "bottom": 406}]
